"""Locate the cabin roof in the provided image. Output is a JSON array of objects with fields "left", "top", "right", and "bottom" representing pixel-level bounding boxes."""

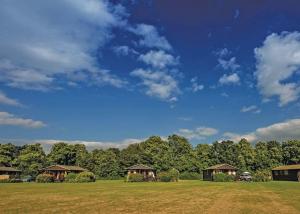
[
  {"left": 205, "top": 163, "right": 237, "bottom": 170},
  {"left": 43, "top": 165, "right": 87, "bottom": 171},
  {"left": 126, "top": 164, "right": 154, "bottom": 170},
  {"left": 272, "top": 164, "right": 300, "bottom": 170},
  {"left": 0, "top": 166, "right": 21, "bottom": 172}
]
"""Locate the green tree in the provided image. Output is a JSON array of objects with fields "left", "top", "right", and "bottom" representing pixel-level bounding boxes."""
[
  {"left": 282, "top": 140, "right": 300, "bottom": 164},
  {"left": 235, "top": 138, "right": 255, "bottom": 172},
  {"left": 16, "top": 144, "right": 46, "bottom": 177},
  {"left": 0, "top": 143, "right": 19, "bottom": 166}
]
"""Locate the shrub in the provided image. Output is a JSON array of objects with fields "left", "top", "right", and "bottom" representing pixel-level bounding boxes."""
[
  {"left": 252, "top": 170, "right": 271, "bottom": 182},
  {"left": 64, "top": 173, "right": 77, "bottom": 183},
  {"left": 179, "top": 172, "right": 201, "bottom": 180},
  {"left": 213, "top": 173, "right": 235, "bottom": 182},
  {"left": 169, "top": 168, "right": 180, "bottom": 182},
  {"left": 158, "top": 171, "right": 172, "bottom": 182},
  {"left": 10, "top": 178, "right": 23, "bottom": 183},
  {"left": 75, "top": 171, "right": 96, "bottom": 183},
  {"left": 36, "top": 174, "right": 54, "bottom": 183},
  {"left": 127, "top": 173, "right": 144, "bottom": 182}
]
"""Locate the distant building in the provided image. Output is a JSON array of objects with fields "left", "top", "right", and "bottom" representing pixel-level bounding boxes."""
[
  {"left": 203, "top": 163, "right": 237, "bottom": 181},
  {"left": 126, "top": 164, "right": 156, "bottom": 181},
  {"left": 42, "top": 165, "right": 87, "bottom": 181},
  {"left": 0, "top": 166, "right": 21, "bottom": 180},
  {"left": 272, "top": 164, "right": 300, "bottom": 182}
]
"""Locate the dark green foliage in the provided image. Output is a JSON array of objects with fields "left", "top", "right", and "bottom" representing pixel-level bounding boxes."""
[
  {"left": 179, "top": 172, "right": 201, "bottom": 180},
  {"left": 252, "top": 170, "right": 272, "bottom": 182},
  {"left": 9, "top": 178, "right": 23, "bottom": 183},
  {"left": 36, "top": 174, "right": 54, "bottom": 183},
  {"left": 64, "top": 173, "right": 77, "bottom": 183},
  {"left": 158, "top": 171, "right": 172, "bottom": 182},
  {"left": 75, "top": 171, "right": 96, "bottom": 183},
  {"left": 0, "top": 138, "right": 299, "bottom": 180},
  {"left": 127, "top": 173, "right": 144, "bottom": 182},
  {"left": 213, "top": 173, "right": 235, "bottom": 182}
]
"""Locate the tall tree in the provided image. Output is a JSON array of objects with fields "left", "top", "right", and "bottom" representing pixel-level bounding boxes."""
[
  {"left": 16, "top": 144, "right": 46, "bottom": 177},
  {"left": 0, "top": 143, "right": 19, "bottom": 166},
  {"left": 235, "top": 138, "right": 255, "bottom": 172},
  {"left": 282, "top": 140, "right": 300, "bottom": 164}
]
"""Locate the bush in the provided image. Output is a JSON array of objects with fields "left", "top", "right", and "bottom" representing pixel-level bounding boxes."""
[
  {"left": 179, "top": 172, "right": 201, "bottom": 180},
  {"left": 169, "top": 168, "right": 179, "bottom": 182},
  {"left": 75, "top": 171, "right": 96, "bottom": 183},
  {"left": 127, "top": 173, "right": 144, "bottom": 182},
  {"left": 36, "top": 174, "right": 54, "bottom": 183},
  {"left": 253, "top": 170, "right": 271, "bottom": 182},
  {"left": 213, "top": 173, "right": 235, "bottom": 182},
  {"left": 64, "top": 173, "right": 77, "bottom": 183},
  {"left": 9, "top": 178, "right": 23, "bottom": 183},
  {"left": 158, "top": 171, "right": 172, "bottom": 182}
]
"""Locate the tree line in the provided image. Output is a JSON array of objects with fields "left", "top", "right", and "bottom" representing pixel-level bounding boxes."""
[{"left": 0, "top": 135, "right": 299, "bottom": 178}]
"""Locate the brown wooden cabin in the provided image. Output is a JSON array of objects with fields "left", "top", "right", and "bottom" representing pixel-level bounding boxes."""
[
  {"left": 203, "top": 163, "right": 237, "bottom": 181},
  {"left": 272, "top": 164, "right": 300, "bottom": 182},
  {"left": 0, "top": 166, "right": 21, "bottom": 180},
  {"left": 42, "top": 165, "right": 87, "bottom": 181},
  {"left": 126, "top": 164, "right": 156, "bottom": 181}
]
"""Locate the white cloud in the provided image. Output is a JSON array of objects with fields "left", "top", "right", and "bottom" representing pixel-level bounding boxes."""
[
  {"left": 131, "top": 68, "right": 180, "bottom": 102},
  {"left": 219, "top": 73, "right": 240, "bottom": 85},
  {"left": 255, "top": 31, "right": 300, "bottom": 106},
  {"left": 218, "top": 57, "right": 240, "bottom": 71},
  {"left": 0, "top": 112, "right": 45, "bottom": 128},
  {"left": 112, "top": 45, "right": 138, "bottom": 56},
  {"left": 241, "top": 105, "right": 261, "bottom": 114},
  {"left": 177, "top": 126, "right": 218, "bottom": 140},
  {"left": 222, "top": 118, "right": 300, "bottom": 142},
  {"left": 177, "top": 117, "right": 192, "bottom": 121},
  {"left": 190, "top": 77, "right": 204, "bottom": 92},
  {"left": 0, "top": 91, "right": 22, "bottom": 106},
  {"left": 214, "top": 48, "right": 231, "bottom": 58},
  {"left": 138, "top": 50, "right": 178, "bottom": 69},
  {"left": 130, "top": 24, "right": 172, "bottom": 51},
  {"left": 0, "top": 0, "right": 127, "bottom": 90}
]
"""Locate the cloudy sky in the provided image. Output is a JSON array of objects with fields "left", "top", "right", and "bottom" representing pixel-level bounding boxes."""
[{"left": 0, "top": 0, "right": 300, "bottom": 149}]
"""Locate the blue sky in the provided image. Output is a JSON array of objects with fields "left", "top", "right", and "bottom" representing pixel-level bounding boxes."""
[{"left": 0, "top": 0, "right": 300, "bottom": 149}]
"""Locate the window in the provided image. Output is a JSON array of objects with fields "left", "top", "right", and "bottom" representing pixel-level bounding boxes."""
[
  {"left": 284, "top": 170, "right": 288, "bottom": 175},
  {"left": 274, "top": 171, "right": 278, "bottom": 176}
]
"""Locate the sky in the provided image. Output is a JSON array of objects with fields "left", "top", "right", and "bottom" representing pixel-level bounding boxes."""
[{"left": 0, "top": 0, "right": 300, "bottom": 150}]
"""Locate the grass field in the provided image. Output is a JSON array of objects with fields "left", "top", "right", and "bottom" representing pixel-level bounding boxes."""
[{"left": 1, "top": 180, "right": 300, "bottom": 214}]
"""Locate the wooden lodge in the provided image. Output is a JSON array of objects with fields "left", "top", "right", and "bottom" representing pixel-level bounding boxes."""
[
  {"left": 126, "top": 164, "right": 156, "bottom": 181},
  {"left": 0, "top": 166, "right": 21, "bottom": 180},
  {"left": 203, "top": 163, "right": 237, "bottom": 181},
  {"left": 42, "top": 165, "right": 87, "bottom": 181},
  {"left": 272, "top": 164, "right": 300, "bottom": 182}
]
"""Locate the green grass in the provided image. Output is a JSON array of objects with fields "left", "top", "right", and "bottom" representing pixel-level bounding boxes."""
[{"left": 0, "top": 180, "right": 299, "bottom": 214}]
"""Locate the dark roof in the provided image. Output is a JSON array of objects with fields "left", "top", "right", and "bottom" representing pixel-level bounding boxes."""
[
  {"left": 0, "top": 166, "right": 21, "bottom": 172},
  {"left": 205, "top": 164, "right": 237, "bottom": 170},
  {"left": 43, "top": 165, "right": 87, "bottom": 171},
  {"left": 126, "top": 164, "right": 154, "bottom": 170},
  {"left": 272, "top": 164, "right": 300, "bottom": 170}
]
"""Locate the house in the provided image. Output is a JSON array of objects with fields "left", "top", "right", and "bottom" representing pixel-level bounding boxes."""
[
  {"left": 203, "top": 163, "right": 237, "bottom": 181},
  {"left": 272, "top": 164, "right": 300, "bottom": 182},
  {"left": 126, "top": 164, "right": 156, "bottom": 181},
  {"left": 0, "top": 166, "right": 21, "bottom": 180},
  {"left": 41, "top": 165, "right": 87, "bottom": 181}
]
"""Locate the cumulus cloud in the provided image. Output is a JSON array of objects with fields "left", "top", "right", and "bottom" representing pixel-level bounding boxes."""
[
  {"left": 222, "top": 118, "right": 300, "bottom": 142},
  {"left": 130, "top": 68, "right": 180, "bottom": 102},
  {"left": 112, "top": 45, "right": 138, "bottom": 56},
  {"left": 177, "top": 126, "right": 218, "bottom": 140},
  {"left": 190, "top": 77, "right": 204, "bottom": 92},
  {"left": 0, "top": 0, "right": 127, "bottom": 90},
  {"left": 219, "top": 73, "right": 240, "bottom": 85},
  {"left": 218, "top": 57, "right": 240, "bottom": 71},
  {"left": 0, "top": 112, "right": 45, "bottom": 128},
  {"left": 0, "top": 91, "right": 22, "bottom": 106},
  {"left": 255, "top": 31, "right": 300, "bottom": 106},
  {"left": 130, "top": 24, "right": 172, "bottom": 51},
  {"left": 138, "top": 50, "right": 178, "bottom": 69},
  {"left": 240, "top": 105, "right": 261, "bottom": 114}
]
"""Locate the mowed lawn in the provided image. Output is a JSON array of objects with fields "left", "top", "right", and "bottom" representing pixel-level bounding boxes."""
[{"left": 0, "top": 180, "right": 300, "bottom": 214}]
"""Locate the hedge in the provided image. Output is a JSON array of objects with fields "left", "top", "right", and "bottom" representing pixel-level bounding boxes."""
[
  {"left": 127, "top": 173, "right": 144, "bottom": 182},
  {"left": 213, "top": 173, "right": 235, "bottom": 182},
  {"left": 36, "top": 174, "right": 54, "bottom": 183},
  {"left": 179, "top": 172, "right": 201, "bottom": 180},
  {"left": 75, "top": 171, "right": 96, "bottom": 183}
]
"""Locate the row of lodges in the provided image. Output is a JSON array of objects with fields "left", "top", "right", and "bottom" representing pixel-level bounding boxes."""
[{"left": 1, "top": 163, "right": 300, "bottom": 182}]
